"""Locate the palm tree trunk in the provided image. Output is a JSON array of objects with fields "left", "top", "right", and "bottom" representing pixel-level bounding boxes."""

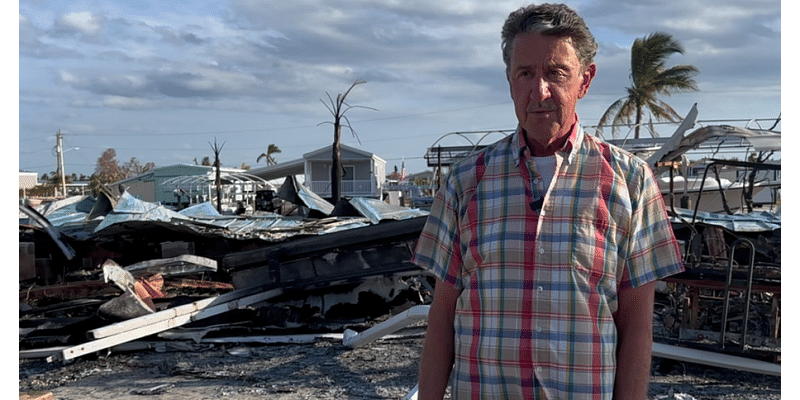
[
  {"left": 634, "top": 104, "right": 643, "bottom": 139},
  {"left": 215, "top": 161, "right": 221, "bottom": 213},
  {"left": 332, "top": 123, "right": 342, "bottom": 204}
]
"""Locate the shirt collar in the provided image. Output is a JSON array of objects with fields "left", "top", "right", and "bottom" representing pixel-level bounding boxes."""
[{"left": 514, "top": 118, "right": 583, "bottom": 166}]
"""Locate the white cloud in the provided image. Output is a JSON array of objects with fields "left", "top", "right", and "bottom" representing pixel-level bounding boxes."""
[
  {"left": 58, "top": 70, "right": 79, "bottom": 84},
  {"left": 103, "top": 95, "right": 152, "bottom": 109},
  {"left": 58, "top": 11, "right": 103, "bottom": 35}
]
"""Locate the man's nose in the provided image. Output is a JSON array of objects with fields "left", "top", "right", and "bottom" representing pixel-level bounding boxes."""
[{"left": 530, "top": 78, "right": 550, "bottom": 102}]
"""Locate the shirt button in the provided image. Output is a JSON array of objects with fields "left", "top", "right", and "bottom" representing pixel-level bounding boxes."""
[
  {"left": 537, "top": 286, "right": 543, "bottom": 292},
  {"left": 536, "top": 326, "right": 542, "bottom": 332},
  {"left": 538, "top": 248, "right": 545, "bottom": 254},
  {"left": 536, "top": 366, "right": 543, "bottom": 373}
]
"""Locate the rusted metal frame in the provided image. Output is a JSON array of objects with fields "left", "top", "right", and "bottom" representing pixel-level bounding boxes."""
[
  {"left": 656, "top": 161, "right": 683, "bottom": 212},
  {"left": 657, "top": 161, "right": 700, "bottom": 263},
  {"left": 720, "top": 239, "right": 756, "bottom": 351},
  {"left": 690, "top": 159, "right": 781, "bottom": 223},
  {"left": 691, "top": 162, "right": 731, "bottom": 219}
]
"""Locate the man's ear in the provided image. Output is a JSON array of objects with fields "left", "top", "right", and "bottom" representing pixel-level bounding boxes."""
[{"left": 579, "top": 63, "right": 597, "bottom": 99}]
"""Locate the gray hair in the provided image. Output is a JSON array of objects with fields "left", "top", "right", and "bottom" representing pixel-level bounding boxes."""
[{"left": 501, "top": 3, "right": 598, "bottom": 72}]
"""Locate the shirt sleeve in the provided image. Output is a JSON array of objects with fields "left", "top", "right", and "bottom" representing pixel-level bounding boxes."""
[
  {"left": 411, "top": 171, "right": 465, "bottom": 290},
  {"left": 621, "top": 162, "right": 685, "bottom": 290}
]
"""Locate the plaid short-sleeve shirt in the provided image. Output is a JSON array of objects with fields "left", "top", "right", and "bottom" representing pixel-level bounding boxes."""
[{"left": 412, "top": 122, "right": 684, "bottom": 399}]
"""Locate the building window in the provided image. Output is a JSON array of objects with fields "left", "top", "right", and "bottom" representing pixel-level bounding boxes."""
[{"left": 342, "top": 165, "right": 355, "bottom": 181}]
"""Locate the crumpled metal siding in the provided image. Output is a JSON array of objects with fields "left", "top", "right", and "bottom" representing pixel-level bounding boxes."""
[
  {"left": 32, "top": 196, "right": 95, "bottom": 227},
  {"left": 177, "top": 202, "right": 222, "bottom": 218},
  {"left": 297, "top": 190, "right": 335, "bottom": 215},
  {"left": 347, "top": 197, "right": 429, "bottom": 225},
  {"left": 177, "top": 201, "right": 307, "bottom": 234},
  {"left": 671, "top": 208, "right": 780, "bottom": 232},
  {"left": 28, "top": 184, "right": 430, "bottom": 242},
  {"left": 94, "top": 192, "right": 190, "bottom": 233}
]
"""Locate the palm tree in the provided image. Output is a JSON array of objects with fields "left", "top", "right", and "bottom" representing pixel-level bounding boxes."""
[
  {"left": 597, "top": 32, "right": 699, "bottom": 139},
  {"left": 257, "top": 144, "right": 281, "bottom": 166},
  {"left": 209, "top": 138, "right": 225, "bottom": 213},
  {"left": 319, "top": 79, "right": 376, "bottom": 204}
]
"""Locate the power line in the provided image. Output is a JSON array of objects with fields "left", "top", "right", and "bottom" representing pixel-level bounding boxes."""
[
  {"left": 353, "top": 102, "right": 509, "bottom": 123},
  {"left": 43, "top": 102, "right": 512, "bottom": 138}
]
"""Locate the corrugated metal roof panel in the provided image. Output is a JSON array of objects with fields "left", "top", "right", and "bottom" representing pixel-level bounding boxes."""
[
  {"left": 348, "top": 197, "right": 429, "bottom": 225},
  {"left": 94, "top": 192, "right": 190, "bottom": 233},
  {"left": 671, "top": 208, "right": 780, "bottom": 232}
]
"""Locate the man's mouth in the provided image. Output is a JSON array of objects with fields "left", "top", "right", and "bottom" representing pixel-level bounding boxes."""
[{"left": 526, "top": 105, "right": 556, "bottom": 113}]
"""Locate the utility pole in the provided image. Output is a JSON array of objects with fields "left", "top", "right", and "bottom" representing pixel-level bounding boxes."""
[{"left": 56, "top": 130, "right": 67, "bottom": 198}]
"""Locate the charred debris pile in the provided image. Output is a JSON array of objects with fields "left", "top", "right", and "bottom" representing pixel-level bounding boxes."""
[
  {"left": 656, "top": 207, "right": 780, "bottom": 363},
  {"left": 19, "top": 176, "right": 780, "bottom": 367},
  {"left": 20, "top": 178, "right": 432, "bottom": 362}
]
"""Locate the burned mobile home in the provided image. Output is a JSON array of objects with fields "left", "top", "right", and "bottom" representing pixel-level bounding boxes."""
[{"left": 20, "top": 177, "right": 431, "bottom": 361}]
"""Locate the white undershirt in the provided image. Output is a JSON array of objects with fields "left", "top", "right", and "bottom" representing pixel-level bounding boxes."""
[{"left": 531, "top": 155, "right": 557, "bottom": 193}]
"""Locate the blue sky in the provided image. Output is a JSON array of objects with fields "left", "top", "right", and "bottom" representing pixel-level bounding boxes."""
[{"left": 18, "top": 0, "right": 781, "bottom": 178}]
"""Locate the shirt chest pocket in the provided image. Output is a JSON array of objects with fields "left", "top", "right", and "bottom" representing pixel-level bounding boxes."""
[{"left": 565, "top": 207, "right": 626, "bottom": 292}]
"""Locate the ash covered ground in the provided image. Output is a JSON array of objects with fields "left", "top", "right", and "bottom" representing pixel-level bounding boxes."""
[{"left": 19, "top": 329, "right": 780, "bottom": 400}]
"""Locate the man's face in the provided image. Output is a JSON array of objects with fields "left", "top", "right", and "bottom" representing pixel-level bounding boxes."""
[{"left": 508, "top": 31, "right": 595, "bottom": 150}]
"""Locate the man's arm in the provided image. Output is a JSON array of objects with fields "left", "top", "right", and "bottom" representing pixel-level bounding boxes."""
[
  {"left": 418, "top": 278, "right": 461, "bottom": 400},
  {"left": 613, "top": 280, "right": 656, "bottom": 400}
]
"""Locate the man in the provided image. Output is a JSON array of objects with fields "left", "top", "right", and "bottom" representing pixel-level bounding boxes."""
[{"left": 412, "top": 4, "right": 684, "bottom": 400}]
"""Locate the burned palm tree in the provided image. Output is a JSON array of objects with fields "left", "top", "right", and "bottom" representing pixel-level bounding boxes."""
[
  {"left": 319, "top": 79, "right": 376, "bottom": 204},
  {"left": 209, "top": 138, "right": 225, "bottom": 213}
]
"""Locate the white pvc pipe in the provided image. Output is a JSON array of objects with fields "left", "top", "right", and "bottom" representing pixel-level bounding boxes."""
[{"left": 343, "top": 305, "right": 430, "bottom": 348}]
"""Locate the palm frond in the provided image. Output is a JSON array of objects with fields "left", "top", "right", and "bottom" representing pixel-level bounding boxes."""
[
  {"left": 602, "top": 31, "right": 699, "bottom": 139},
  {"left": 596, "top": 97, "right": 627, "bottom": 135}
]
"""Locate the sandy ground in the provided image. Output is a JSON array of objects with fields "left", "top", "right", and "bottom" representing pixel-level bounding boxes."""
[{"left": 19, "top": 333, "right": 780, "bottom": 400}]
